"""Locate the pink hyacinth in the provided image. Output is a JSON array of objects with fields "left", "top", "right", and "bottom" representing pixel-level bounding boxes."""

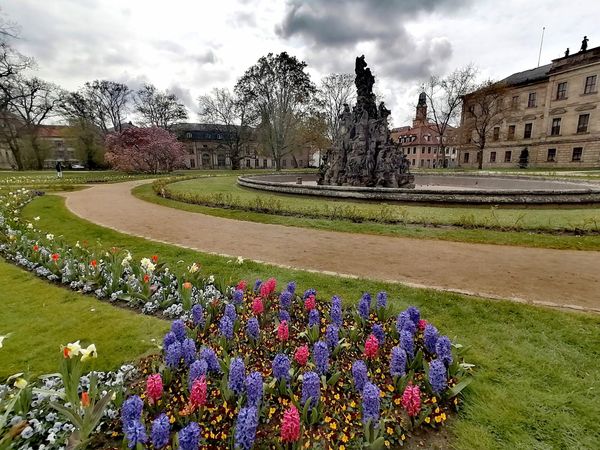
[
  {"left": 146, "top": 373, "right": 163, "bottom": 404},
  {"left": 401, "top": 383, "right": 422, "bottom": 417},
  {"left": 277, "top": 321, "right": 289, "bottom": 342},
  {"left": 236, "top": 279, "right": 248, "bottom": 291},
  {"left": 364, "top": 333, "right": 379, "bottom": 359},
  {"left": 304, "top": 295, "right": 316, "bottom": 311},
  {"left": 260, "top": 278, "right": 277, "bottom": 297},
  {"left": 418, "top": 319, "right": 428, "bottom": 331},
  {"left": 280, "top": 405, "right": 301, "bottom": 443},
  {"left": 252, "top": 297, "right": 264, "bottom": 315},
  {"left": 294, "top": 344, "right": 309, "bottom": 366},
  {"left": 190, "top": 376, "right": 207, "bottom": 409}
]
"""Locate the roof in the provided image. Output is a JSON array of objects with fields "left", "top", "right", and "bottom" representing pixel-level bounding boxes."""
[
  {"left": 500, "top": 63, "right": 551, "bottom": 86},
  {"left": 37, "top": 125, "right": 70, "bottom": 138}
]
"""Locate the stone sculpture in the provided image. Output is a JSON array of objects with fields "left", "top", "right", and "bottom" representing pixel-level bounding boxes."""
[{"left": 319, "top": 56, "right": 414, "bottom": 188}]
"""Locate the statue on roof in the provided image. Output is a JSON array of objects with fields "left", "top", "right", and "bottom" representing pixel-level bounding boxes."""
[{"left": 580, "top": 36, "right": 589, "bottom": 52}]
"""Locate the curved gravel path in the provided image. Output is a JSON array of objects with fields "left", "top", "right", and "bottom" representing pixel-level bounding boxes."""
[{"left": 60, "top": 180, "right": 600, "bottom": 313}]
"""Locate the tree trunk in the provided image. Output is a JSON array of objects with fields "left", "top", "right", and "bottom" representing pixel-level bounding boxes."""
[
  {"left": 477, "top": 149, "right": 483, "bottom": 170},
  {"left": 30, "top": 135, "right": 45, "bottom": 170}
]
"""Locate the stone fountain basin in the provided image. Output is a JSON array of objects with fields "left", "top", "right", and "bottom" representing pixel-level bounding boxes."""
[{"left": 237, "top": 173, "right": 600, "bottom": 204}]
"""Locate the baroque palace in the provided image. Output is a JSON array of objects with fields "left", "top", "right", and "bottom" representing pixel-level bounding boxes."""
[{"left": 460, "top": 40, "right": 600, "bottom": 168}]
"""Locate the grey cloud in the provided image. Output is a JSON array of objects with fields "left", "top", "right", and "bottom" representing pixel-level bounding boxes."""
[
  {"left": 193, "top": 49, "right": 217, "bottom": 64},
  {"left": 229, "top": 11, "right": 257, "bottom": 28},
  {"left": 167, "top": 83, "right": 195, "bottom": 110}
]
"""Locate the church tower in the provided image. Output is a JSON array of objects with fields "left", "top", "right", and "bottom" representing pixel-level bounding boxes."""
[{"left": 414, "top": 92, "right": 427, "bottom": 127}]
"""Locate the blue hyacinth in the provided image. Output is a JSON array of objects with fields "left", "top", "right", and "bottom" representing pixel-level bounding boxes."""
[
  {"left": 200, "top": 346, "right": 221, "bottom": 373},
  {"left": 121, "top": 395, "right": 143, "bottom": 427},
  {"left": 253, "top": 279, "right": 262, "bottom": 293},
  {"left": 279, "top": 309, "right": 291, "bottom": 323},
  {"left": 287, "top": 281, "right": 296, "bottom": 294},
  {"left": 358, "top": 293, "right": 371, "bottom": 320},
  {"left": 436, "top": 336, "right": 453, "bottom": 367},
  {"left": 188, "top": 359, "right": 208, "bottom": 388},
  {"left": 308, "top": 308, "right": 320, "bottom": 328},
  {"left": 330, "top": 296, "right": 343, "bottom": 327},
  {"left": 325, "top": 324, "right": 339, "bottom": 349},
  {"left": 376, "top": 291, "right": 387, "bottom": 309},
  {"left": 272, "top": 353, "right": 291, "bottom": 382},
  {"left": 362, "top": 381, "right": 381, "bottom": 425},
  {"left": 429, "top": 358, "right": 448, "bottom": 394},
  {"left": 390, "top": 346, "right": 407, "bottom": 377},
  {"left": 165, "top": 341, "right": 182, "bottom": 368},
  {"left": 163, "top": 331, "right": 177, "bottom": 349},
  {"left": 352, "top": 360, "right": 368, "bottom": 392},
  {"left": 178, "top": 422, "right": 200, "bottom": 450},
  {"left": 235, "top": 406, "right": 258, "bottom": 450},
  {"left": 406, "top": 306, "right": 420, "bottom": 325},
  {"left": 396, "top": 311, "right": 410, "bottom": 335},
  {"left": 313, "top": 341, "right": 330, "bottom": 375},
  {"left": 191, "top": 304, "right": 204, "bottom": 328},
  {"left": 151, "top": 414, "right": 170, "bottom": 449},
  {"left": 225, "top": 303, "right": 237, "bottom": 323},
  {"left": 229, "top": 357, "right": 246, "bottom": 395},
  {"left": 181, "top": 338, "right": 196, "bottom": 366},
  {"left": 279, "top": 290, "right": 293, "bottom": 309},
  {"left": 303, "top": 288, "right": 316, "bottom": 299},
  {"left": 219, "top": 315, "right": 234, "bottom": 340},
  {"left": 402, "top": 319, "right": 417, "bottom": 336},
  {"left": 171, "top": 319, "right": 186, "bottom": 342},
  {"left": 246, "top": 317, "right": 260, "bottom": 341},
  {"left": 400, "top": 329, "right": 414, "bottom": 359},
  {"left": 232, "top": 288, "right": 244, "bottom": 305},
  {"left": 245, "top": 371, "right": 263, "bottom": 407},
  {"left": 372, "top": 323, "right": 385, "bottom": 345},
  {"left": 123, "top": 419, "right": 147, "bottom": 448},
  {"left": 301, "top": 371, "right": 320, "bottom": 408},
  {"left": 424, "top": 323, "right": 439, "bottom": 354}
]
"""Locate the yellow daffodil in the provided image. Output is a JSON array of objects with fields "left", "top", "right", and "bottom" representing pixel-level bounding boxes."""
[
  {"left": 80, "top": 344, "right": 97, "bottom": 362},
  {"left": 14, "top": 377, "right": 28, "bottom": 389}
]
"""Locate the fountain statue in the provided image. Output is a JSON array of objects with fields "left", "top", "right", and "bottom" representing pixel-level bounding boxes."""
[{"left": 319, "top": 56, "right": 414, "bottom": 188}]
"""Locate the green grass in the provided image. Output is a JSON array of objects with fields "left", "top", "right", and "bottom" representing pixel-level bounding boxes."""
[
  {"left": 0, "top": 258, "right": 170, "bottom": 378},
  {"left": 133, "top": 181, "right": 600, "bottom": 251},
  {"left": 18, "top": 194, "right": 600, "bottom": 449}
]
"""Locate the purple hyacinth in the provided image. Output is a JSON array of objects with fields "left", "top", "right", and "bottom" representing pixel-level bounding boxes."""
[
  {"left": 429, "top": 358, "right": 447, "bottom": 394},
  {"left": 253, "top": 279, "right": 262, "bottom": 293},
  {"left": 171, "top": 319, "right": 186, "bottom": 342},
  {"left": 308, "top": 308, "right": 320, "bottom": 328},
  {"left": 376, "top": 291, "right": 387, "bottom": 309},
  {"left": 358, "top": 293, "right": 371, "bottom": 320},
  {"left": 301, "top": 371, "right": 320, "bottom": 408},
  {"left": 191, "top": 304, "right": 204, "bottom": 328},
  {"left": 400, "top": 329, "right": 414, "bottom": 359},
  {"left": 219, "top": 315, "right": 234, "bottom": 340},
  {"left": 390, "top": 346, "right": 407, "bottom": 377},
  {"left": 424, "top": 324, "right": 439, "bottom": 354},
  {"left": 121, "top": 395, "right": 143, "bottom": 426},
  {"left": 181, "top": 338, "right": 196, "bottom": 366},
  {"left": 188, "top": 359, "right": 208, "bottom": 388},
  {"left": 279, "top": 290, "right": 293, "bottom": 309},
  {"left": 245, "top": 371, "right": 263, "bottom": 407},
  {"left": 163, "top": 331, "right": 177, "bottom": 349},
  {"left": 246, "top": 317, "right": 260, "bottom": 341},
  {"left": 165, "top": 341, "right": 182, "bottom": 368},
  {"left": 352, "top": 360, "right": 368, "bottom": 392},
  {"left": 313, "top": 341, "right": 330, "bottom": 375},
  {"left": 287, "top": 281, "right": 296, "bottom": 294},
  {"left": 272, "top": 353, "right": 291, "bottom": 382},
  {"left": 279, "top": 309, "right": 291, "bottom": 323},
  {"left": 330, "top": 296, "right": 343, "bottom": 327},
  {"left": 178, "top": 422, "right": 200, "bottom": 450},
  {"left": 151, "top": 414, "right": 170, "bottom": 449},
  {"left": 325, "top": 324, "right": 339, "bottom": 349},
  {"left": 124, "top": 420, "right": 147, "bottom": 448},
  {"left": 436, "top": 336, "right": 453, "bottom": 367},
  {"left": 362, "top": 381, "right": 381, "bottom": 425},
  {"left": 406, "top": 306, "right": 420, "bottom": 325},
  {"left": 200, "top": 346, "right": 221, "bottom": 373},
  {"left": 229, "top": 357, "right": 246, "bottom": 395},
  {"left": 303, "top": 288, "right": 316, "bottom": 299},
  {"left": 372, "top": 323, "right": 385, "bottom": 345},
  {"left": 396, "top": 311, "right": 410, "bottom": 335},
  {"left": 233, "top": 289, "right": 244, "bottom": 305},
  {"left": 402, "top": 319, "right": 417, "bottom": 336},
  {"left": 235, "top": 406, "right": 258, "bottom": 450},
  {"left": 225, "top": 303, "right": 237, "bottom": 323}
]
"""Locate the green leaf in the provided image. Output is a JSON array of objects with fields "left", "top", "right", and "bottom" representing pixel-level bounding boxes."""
[
  {"left": 449, "top": 378, "right": 473, "bottom": 397},
  {"left": 369, "top": 437, "right": 386, "bottom": 450}
]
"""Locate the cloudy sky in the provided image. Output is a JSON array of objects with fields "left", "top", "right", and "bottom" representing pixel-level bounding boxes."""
[{"left": 3, "top": 0, "right": 599, "bottom": 126}]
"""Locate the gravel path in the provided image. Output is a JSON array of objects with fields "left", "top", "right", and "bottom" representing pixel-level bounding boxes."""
[{"left": 60, "top": 181, "right": 600, "bottom": 313}]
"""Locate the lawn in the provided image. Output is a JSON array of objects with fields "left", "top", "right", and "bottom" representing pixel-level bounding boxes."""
[
  {"left": 0, "top": 258, "right": 170, "bottom": 378},
  {"left": 18, "top": 194, "right": 600, "bottom": 449},
  {"left": 134, "top": 179, "right": 600, "bottom": 251}
]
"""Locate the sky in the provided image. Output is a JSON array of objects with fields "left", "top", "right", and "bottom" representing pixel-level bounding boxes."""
[{"left": 2, "top": 0, "right": 599, "bottom": 126}]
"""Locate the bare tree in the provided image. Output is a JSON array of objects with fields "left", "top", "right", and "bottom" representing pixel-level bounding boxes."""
[
  {"left": 197, "top": 88, "right": 257, "bottom": 170},
  {"left": 134, "top": 84, "right": 188, "bottom": 130},
  {"left": 421, "top": 65, "right": 477, "bottom": 167},
  {"left": 317, "top": 73, "right": 355, "bottom": 146},
  {"left": 235, "top": 52, "right": 316, "bottom": 170},
  {"left": 83, "top": 80, "right": 131, "bottom": 132},
  {"left": 0, "top": 14, "right": 33, "bottom": 111},
  {"left": 461, "top": 80, "right": 510, "bottom": 169}
]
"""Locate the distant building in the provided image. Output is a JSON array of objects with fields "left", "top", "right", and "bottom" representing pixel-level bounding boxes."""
[
  {"left": 390, "top": 93, "right": 458, "bottom": 168},
  {"left": 460, "top": 41, "right": 600, "bottom": 168}
]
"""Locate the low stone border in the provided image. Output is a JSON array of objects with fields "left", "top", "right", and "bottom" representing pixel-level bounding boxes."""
[{"left": 237, "top": 173, "right": 600, "bottom": 204}]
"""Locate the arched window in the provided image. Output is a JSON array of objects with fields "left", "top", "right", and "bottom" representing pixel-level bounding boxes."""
[
  {"left": 217, "top": 152, "right": 226, "bottom": 167},
  {"left": 202, "top": 153, "right": 211, "bottom": 167}
]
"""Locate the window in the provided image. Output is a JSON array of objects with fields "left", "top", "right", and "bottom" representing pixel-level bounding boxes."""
[
  {"left": 527, "top": 92, "right": 536, "bottom": 108},
  {"left": 551, "top": 118, "right": 561, "bottom": 136},
  {"left": 298, "top": 159, "right": 303, "bottom": 166},
  {"left": 547, "top": 148, "right": 556, "bottom": 162},
  {"left": 186, "top": 132, "right": 192, "bottom": 139},
  {"left": 427, "top": 159, "right": 431, "bottom": 167},
  {"left": 413, "top": 148, "right": 416, "bottom": 154},
  {"left": 507, "top": 125, "right": 516, "bottom": 140},
  {"left": 282, "top": 159, "right": 287, "bottom": 168},
  {"left": 420, "top": 160, "right": 424, "bottom": 167},
  {"left": 493, "top": 127, "right": 500, "bottom": 141},
  {"left": 504, "top": 151, "right": 512, "bottom": 162},
  {"left": 490, "top": 151, "right": 496, "bottom": 163},
  {"left": 190, "top": 159, "right": 195, "bottom": 168},
  {"left": 511, "top": 95, "right": 519, "bottom": 108},
  {"left": 463, "top": 152, "right": 469, "bottom": 163},
  {"left": 428, "top": 147, "right": 431, "bottom": 153},
  {"left": 246, "top": 159, "right": 251, "bottom": 168},
  {"left": 572, "top": 147, "right": 583, "bottom": 161},
  {"left": 584, "top": 75, "right": 597, "bottom": 94},
  {"left": 255, "top": 159, "right": 259, "bottom": 168},
  {"left": 217, "top": 153, "right": 226, "bottom": 167},
  {"left": 412, "top": 159, "right": 415, "bottom": 166},
  {"left": 556, "top": 82, "right": 567, "bottom": 100},
  {"left": 524, "top": 123, "right": 532, "bottom": 139},
  {"left": 421, "top": 147, "right": 425, "bottom": 154},
  {"left": 202, "top": 153, "right": 210, "bottom": 167},
  {"left": 262, "top": 159, "right": 267, "bottom": 168},
  {"left": 577, "top": 114, "right": 590, "bottom": 133}
]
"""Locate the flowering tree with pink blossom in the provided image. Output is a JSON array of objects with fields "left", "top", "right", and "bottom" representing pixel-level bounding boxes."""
[{"left": 105, "top": 126, "right": 186, "bottom": 173}]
